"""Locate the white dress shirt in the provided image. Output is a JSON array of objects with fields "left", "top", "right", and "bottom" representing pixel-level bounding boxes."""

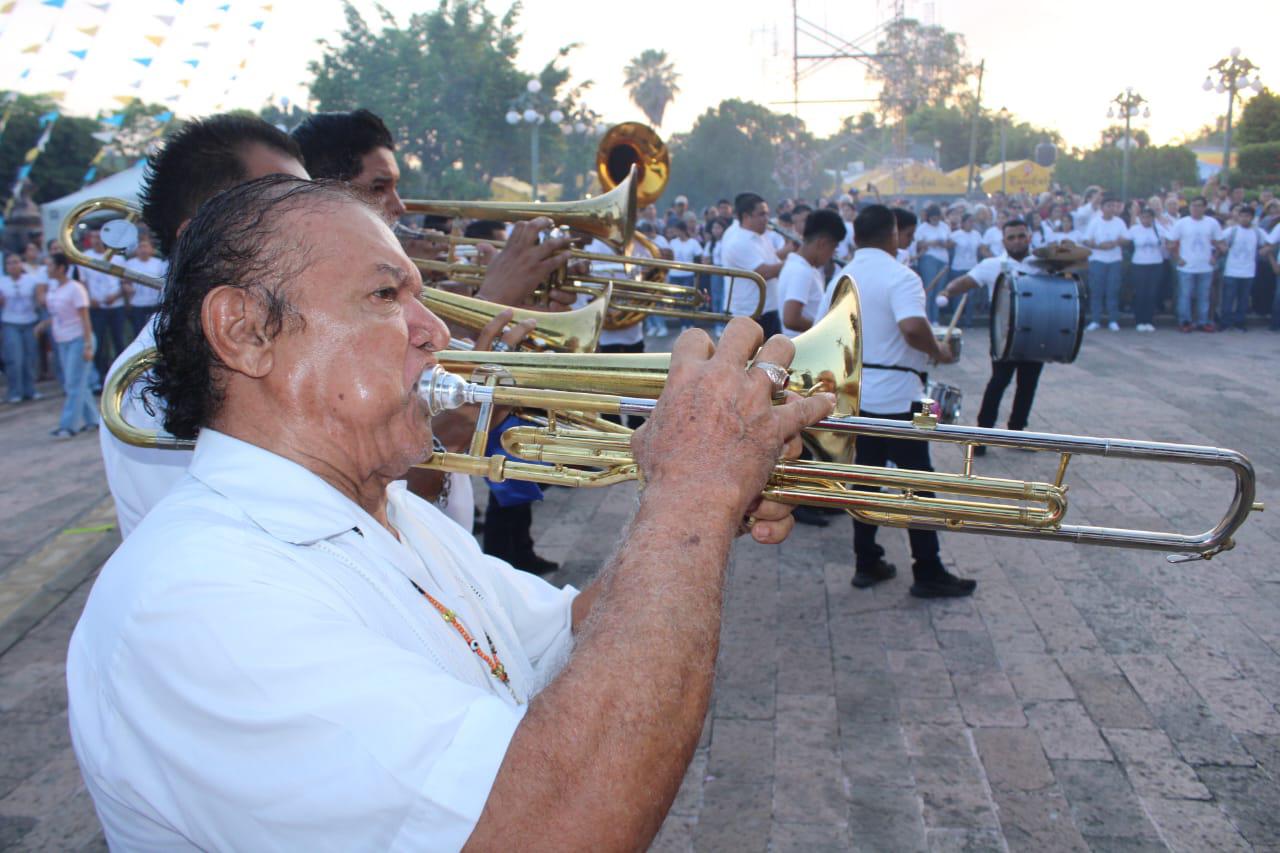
[
  {"left": 777, "top": 252, "right": 824, "bottom": 338},
  {"left": 81, "top": 249, "right": 123, "bottom": 307},
  {"left": 720, "top": 224, "right": 780, "bottom": 316},
  {"left": 69, "top": 429, "right": 577, "bottom": 852},
  {"left": 829, "top": 247, "right": 927, "bottom": 413},
  {"left": 122, "top": 256, "right": 167, "bottom": 307}
]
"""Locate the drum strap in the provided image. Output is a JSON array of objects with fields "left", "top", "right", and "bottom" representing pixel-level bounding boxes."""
[{"left": 864, "top": 362, "right": 928, "bottom": 385}]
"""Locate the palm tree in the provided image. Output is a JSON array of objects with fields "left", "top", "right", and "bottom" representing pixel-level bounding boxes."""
[{"left": 623, "top": 49, "right": 680, "bottom": 127}]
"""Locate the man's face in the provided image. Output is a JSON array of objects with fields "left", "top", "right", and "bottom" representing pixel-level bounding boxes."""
[
  {"left": 136, "top": 238, "right": 154, "bottom": 260},
  {"left": 1002, "top": 225, "right": 1031, "bottom": 258},
  {"left": 742, "top": 202, "right": 769, "bottom": 235},
  {"left": 23, "top": 244, "right": 38, "bottom": 263},
  {"left": 1102, "top": 200, "right": 1121, "bottom": 218},
  {"left": 5, "top": 255, "right": 22, "bottom": 277},
  {"left": 642, "top": 204, "right": 658, "bottom": 222},
  {"left": 793, "top": 210, "right": 809, "bottom": 235},
  {"left": 718, "top": 202, "right": 732, "bottom": 218},
  {"left": 89, "top": 230, "right": 104, "bottom": 251},
  {"left": 351, "top": 146, "right": 406, "bottom": 220},
  {"left": 897, "top": 224, "right": 916, "bottom": 250},
  {"left": 811, "top": 236, "right": 838, "bottom": 267},
  {"left": 1190, "top": 200, "right": 1206, "bottom": 219},
  {"left": 839, "top": 202, "right": 854, "bottom": 222},
  {"left": 1238, "top": 210, "right": 1254, "bottom": 227},
  {"left": 262, "top": 202, "right": 449, "bottom": 477}
]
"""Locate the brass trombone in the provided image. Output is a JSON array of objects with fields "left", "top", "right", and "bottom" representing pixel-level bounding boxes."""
[
  {"left": 98, "top": 276, "right": 1262, "bottom": 560},
  {"left": 57, "top": 197, "right": 607, "bottom": 353}
]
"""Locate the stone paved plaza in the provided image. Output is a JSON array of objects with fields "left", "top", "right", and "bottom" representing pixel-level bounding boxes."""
[{"left": 0, "top": 324, "right": 1278, "bottom": 851}]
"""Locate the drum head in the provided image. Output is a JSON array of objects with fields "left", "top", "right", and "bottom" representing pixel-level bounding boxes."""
[{"left": 989, "top": 274, "right": 1014, "bottom": 360}]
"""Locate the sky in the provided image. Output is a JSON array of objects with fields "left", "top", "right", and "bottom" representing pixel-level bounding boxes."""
[{"left": 1, "top": 0, "right": 1276, "bottom": 157}]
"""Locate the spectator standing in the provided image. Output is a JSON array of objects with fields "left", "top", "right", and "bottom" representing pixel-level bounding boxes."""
[
  {"left": 720, "top": 192, "right": 790, "bottom": 337},
  {"left": 122, "top": 234, "right": 166, "bottom": 336},
  {"left": 1073, "top": 187, "right": 1102, "bottom": 236},
  {"left": 1127, "top": 208, "right": 1167, "bottom": 332},
  {"left": 1167, "top": 196, "right": 1224, "bottom": 332},
  {"left": 81, "top": 227, "right": 125, "bottom": 387},
  {"left": 914, "top": 205, "right": 951, "bottom": 321},
  {"left": 948, "top": 214, "right": 983, "bottom": 326},
  {"left": 1, "top": 253, "right": 45, "bottom": 402},
  {"left": 1083, "top": 195, "right": 1129, "bottom": 331},
  {"left": 44, "top": 253, "right": 97, "bottom": 438},
  {"left": 1218, "top": 205, "right": 1268, "bottom": 331}
]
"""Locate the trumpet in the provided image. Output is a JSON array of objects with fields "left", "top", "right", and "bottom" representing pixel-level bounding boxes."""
[
  {"left": 100, "top": 276, "right": 1261, "bottom": 560},
  {"left": 58, "top": 197, "right": 605, "bottom": 353}
]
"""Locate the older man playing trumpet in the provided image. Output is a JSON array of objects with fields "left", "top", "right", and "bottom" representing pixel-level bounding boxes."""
[{"left": 66, "top": 175, "right": 833, "bottom": 851}]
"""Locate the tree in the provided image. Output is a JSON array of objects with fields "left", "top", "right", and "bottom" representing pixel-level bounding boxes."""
[
  {"left": 308, "top": 1, "right": 588, "bottom": 198},
  {"left": 867, "top": 19, "right": 973, "bottom": 123},
  {"left": 623, "top": 49, "right": 680, "bottom": 128},
  {"left": 1099, "top": 125, "right": 1151, "bottom": 150},
  {"left": 1237, "top": 88, "right": 1280, "bottom": 146},
  {"left": 1236, "top": 142, "right": 1280, "bottom": 187},
  {"left": 1054, "top": 145, "right": 1197, "bottom": 198},
  {"left": 669, "top": 99, "right": 814, "bottom": 207},
  {"left": 0, "top": 93, "right": 97, "bottom": 205}
]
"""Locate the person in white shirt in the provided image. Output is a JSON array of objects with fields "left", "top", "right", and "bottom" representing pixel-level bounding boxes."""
[
  {"left": 947, "top": 213, "right": 984, "bottom": 326},
  {"left": 720, "top": 191, "right": 791, "bottom": 337},
  {"left": 914, "top": 204, "right": 951, "bottom": 322},
  {"left": 1126, "top": 207, "right": 1168, "bottom": 332},
  {"left": 938, "top": 219, "right": 1046, "bottom": 442},
  {"left": 1218, "top": 204, "right": 1268, "bottom": 331},
  {"left": 826, "top": 204, "right": 972, "bottom": 599},
  {"left": 0, "top": 252, "right": 45, "bottom": 402},
  {"left": 81, "top": 226, "right": 127, "bottom": 385},
  {"left": 1073, "top": 186, "right": 1102, "bottom": 236},
  {"left": 665, "top": 219, "right": 703, "bottom": 297},
  {"left": 1083, "top": 194, "right": 1129, "bottom": 331},
  {"left": 1167, "top": 196, "right": 1225, "bottom": 332},
  {"left": 67, "top": 173, "right": 831, "bottom": 851},
  {"left": 894, "top": 207, "right": 918, "bottom": 266},
  {"left": 121, "top": 233, "right": 167, "bottom": 333},
  {"left": 835, "top": 198, "right": 856, "bottom": 262},
  {"left": 779, "top": 208, "right": 844, "bottom": 337}
]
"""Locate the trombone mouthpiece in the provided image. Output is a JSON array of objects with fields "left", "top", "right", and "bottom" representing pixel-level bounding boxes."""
[{"left": 419, "top": 366, "right": 492, "bottom": 415}]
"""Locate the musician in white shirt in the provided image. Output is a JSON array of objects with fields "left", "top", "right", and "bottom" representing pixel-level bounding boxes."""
[
  {"left": 827, "top": 204, "right": 973, "bottom": 599},
  {"left": 939, "top": 219, "right": 1044, "bottom": 441},
  {"left": 720, "top": 192, "right": 791, "bottom": 337},
  {"left": 779, "top": 209, "right": 844, "bottom": 337},
  {"left": 67, "top": 174, "right": 829, "bottom": 851}
]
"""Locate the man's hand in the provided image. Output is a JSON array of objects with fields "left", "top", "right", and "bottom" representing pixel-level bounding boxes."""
[
  {"left": 631, "top": 319, "right": 834, "bottom": 533},
  {"left": 934, "top": 340, "right": 956, "bottom": 365},
  {"left": 475, "top": 217, "right": 573, "bottom": 307},
  {"left": 471, "top": 307, "right": 537, "bottom": 353}
]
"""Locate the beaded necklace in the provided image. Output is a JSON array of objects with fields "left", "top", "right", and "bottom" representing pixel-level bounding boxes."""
[{"left": 407, "top": 578, "right": 513, "bottom": 694}]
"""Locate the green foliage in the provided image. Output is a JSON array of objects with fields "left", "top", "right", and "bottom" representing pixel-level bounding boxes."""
[
  {"left": 0, "top": 93, "right": 98, "bottom": 204},
  {"left": 308, "top": 1, "right": 587, "bottom": 198},
  {"left": 1236, "top": 141, "right": 1280, "bottom": 187},
  {"left": 623, "top": 49, "right": 680, "bottom": 128},
  {"left": 868, "top": 19, "right": 974, "bottom": 121},
  {"left": 1099, "top": 125, "right": 1151, "bottom": 150},
  {"left": 669, "top": 99, "right": 816, "bottom": 206},
  {"left": 1053, "top": 145, "right": 1197, "bottom": 198},
  {"left": 1237, "top": 88, "right": 1280, "bottom": 146}
]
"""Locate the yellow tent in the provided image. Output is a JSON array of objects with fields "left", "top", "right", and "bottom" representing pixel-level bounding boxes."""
[
  {"left": 489, "top": 176, "right": 563, "bottom": 202},
  {"left": 851, "top": 163, "right": 966, "bottom": 196},
  {"left": 979, "top": 160, "right": 1053, "bottom": 195}
]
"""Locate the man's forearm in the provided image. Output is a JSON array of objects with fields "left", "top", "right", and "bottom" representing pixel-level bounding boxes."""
[{"left": 469, "top": 487, "right": 738, "bottom": 850}]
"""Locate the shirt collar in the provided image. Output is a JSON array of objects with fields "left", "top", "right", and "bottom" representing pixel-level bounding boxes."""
[{"left": 188, "top": 429, "right": 376, "bottom": 545}]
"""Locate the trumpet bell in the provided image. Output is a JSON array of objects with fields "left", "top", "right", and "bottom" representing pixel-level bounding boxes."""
[
  {"left": 423, "top": 286, "right": 609, "bottom": 354},
  {"left": 596, "top": 123, "right": 670, "bottom": 208}
]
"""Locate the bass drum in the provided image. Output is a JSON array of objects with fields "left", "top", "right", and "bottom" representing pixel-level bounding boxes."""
[{"left": 989, "top": 272, "right": 1084, "bottom": 363}]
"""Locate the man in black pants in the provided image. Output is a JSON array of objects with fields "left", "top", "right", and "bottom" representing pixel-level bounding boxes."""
[
  {"left": 836, "top": 205, "right": 975, "bottom": 598},
  {"left": 938, "top": 219, "right": 1042, "bottom": 453}
]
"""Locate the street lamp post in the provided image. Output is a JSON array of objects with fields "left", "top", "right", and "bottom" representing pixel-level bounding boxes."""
[
  {"left": 1108, "top": 87, "right": 1149, "bottom": 204},
  {"left": 505, "top": 80, "right": 565, "bottom": 201},
  {"left": 998, "top": 107, "right": 1009, "bottom": 195},
  {"left": 1203, "top": 48, "right": 1263, "bottom": 184}
]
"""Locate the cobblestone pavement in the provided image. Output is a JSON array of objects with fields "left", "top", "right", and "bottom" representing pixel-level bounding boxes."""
[{"left": 1, "top": 325, "right": 1278, "bottom": 851}]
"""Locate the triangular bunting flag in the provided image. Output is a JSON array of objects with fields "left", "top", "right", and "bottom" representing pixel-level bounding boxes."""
[
  {"left": 250, "top": 20, "right": 263, "bottom": 29},
  {"left": 183, "top": 59, "right": 199, "bottom": 67},
  {"left": 206, "top": 22, "right": 221, "bottom": 30},
  {"left": 24, "top": 148, "right": 39, "bottom": 163},
  {"left": 155, "top": 14, "right": 174, "bottom": 26},
  {"left": 155, "top": 111, "right": 173, "bottom": 123},
  {"left": 217, "top": 3, "right": 229, "bottom": 9},
  {"left": 82, "top": 166, "right": 97, "bottom": 184},
  {"left": 164, "top": 95, "right": 179, "bottom": 103},
  {"left": 102, "top": 112, "right": 125, "bottom": 127},
  {"left": 41, "top": 0, "right": 66, "bottom": 7},
  {"left": 18, "top": 163, "right": 32, "bottom": 179},
  {"left": 91, "top": 130, "right": 116, "bottom": 143},
  {"left": 238, "top": 59, "right": 247, "bottom": 68},
  {"left": 145, "top": 35, "right": 164, "bottom": 47},
  {"left": 178, "top": 79, "right": 190, "bottom": 88},
  {"left": 192, "top": 40, "right": 209, "bottom": 48},
  {"left": 0, "top": 2, "right": 15, "bottom": 13},
  {"left": 133, "top": 57, "right": 152, "bottom": 66},
  {"left": 129, "top": 80, "right": 142, "bottom": 89},
  {"left": 88, "top": 1, "right": 110, "bottom": 9},
  {"left": 69, "top": 48, "right": 87, "bottom": 59},
  {"left": 261, "top": 3, "right": 272, "bottom": 9},
  {"left": 112, "top": 95, "right": 136, "bottom": 105},
  {"left": 21, "top": 44, "right": 41, "bottom": 54},
  {"left": 77, "top": 25, "right": 98, "bottom": 36},
  {"left": 58, "top": 69, "right": 77, "bottom": 80},
  {"left": 46, "top": 90, "right": 64, "bottom": 100},
  {"left": 38, "top": 110, "right": 59, "bottom": 124},
  {"left": 19, "top": 68, "right": 30, "bottom": 78}
]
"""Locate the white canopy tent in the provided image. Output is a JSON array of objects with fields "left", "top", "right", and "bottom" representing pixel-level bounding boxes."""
[{"left": 39, "top": 161, "right": 147, "bottom": 247}]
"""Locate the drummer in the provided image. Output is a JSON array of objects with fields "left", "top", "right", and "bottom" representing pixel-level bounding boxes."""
[{"left": 937, "top": 218, "right": 1041, "bottom": 454}]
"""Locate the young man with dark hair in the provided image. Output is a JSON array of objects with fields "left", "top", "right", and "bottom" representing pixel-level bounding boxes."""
[
  {"left": 779, "top": 208, "right": 844, "bottom": 337},
  {"left": 830, "top": 204, "right": 971, "bottom": 598},
  {"left": 720, "top": 191, "right": 790, "bottom": 337},
  {"left": 1083, "top": 194, "right": 1129, "bottom": 331},
  {"left": 893, "top": 207, "right": 918, "bottom": 266},
  {"left": 1167, "top": 196, "right": 1224, "bottom": 332},
  {"left": 939, "top": 218, "right": 1044, "bottom": 444}
]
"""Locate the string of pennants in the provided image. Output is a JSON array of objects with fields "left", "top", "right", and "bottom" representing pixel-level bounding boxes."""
[{"left": 1, "top": 0, "right": 276, "bottom": 204}]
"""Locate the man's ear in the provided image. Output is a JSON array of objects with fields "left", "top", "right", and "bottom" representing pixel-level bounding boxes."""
[{"left": 201, "top": 286, "right": 275, "bottom": 378}]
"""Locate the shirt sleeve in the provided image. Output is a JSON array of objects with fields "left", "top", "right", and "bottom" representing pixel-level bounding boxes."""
[
  {"left": 101, "top": 559, "right": 522, "bottom": 852},
  {"left": 888, "top": 267, "right": 927, "bottom": 324},
  {"left": 778, "top": 260, "right": 808, "bottom": 305},
  {"left": 966, "top": 259, "right": 999, "bottom": 295}
]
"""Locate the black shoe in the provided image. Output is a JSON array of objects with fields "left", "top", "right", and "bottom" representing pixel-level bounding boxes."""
[
  {"left": 851, "top": 559, "right": 897, "bottom": 589},
  {"left": 910, "top": 568, "right": 977, "bottom": 599},
  {"left": 792, "top": 506, "right": 831, "bottom": 527},
  {"left": 510, "top": 552, "right": 559, "bottom": 576}
]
